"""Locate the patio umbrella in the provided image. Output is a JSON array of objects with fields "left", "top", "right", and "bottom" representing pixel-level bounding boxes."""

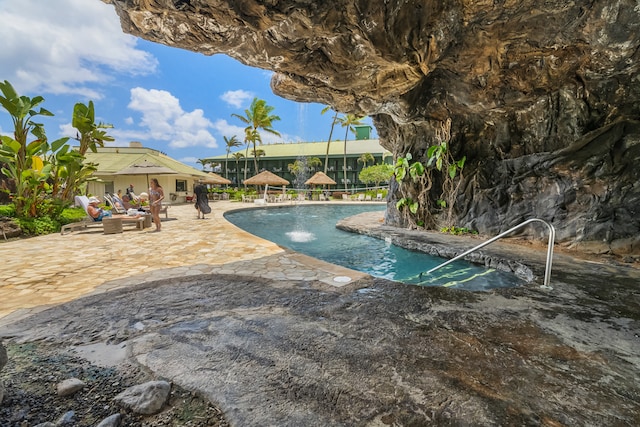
[
  {"left": 243, "top": 170, "right": 289, "bottom": 200},
  {"left": 243, "top": 170, "right": 289, "bottom": 186},
  {"left": 114, "top": 160, "right": 178, "bottom": 188},
  {"left": 304, "top": 171, "right": 337, "bottom": 186},
  {"left": 201, "top": 172, "right": 231, "bottom": 185}
]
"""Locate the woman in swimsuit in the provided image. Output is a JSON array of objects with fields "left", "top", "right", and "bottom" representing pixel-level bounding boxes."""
[{"left": 148, "top": 178, "right": 165, "bottom": 232}]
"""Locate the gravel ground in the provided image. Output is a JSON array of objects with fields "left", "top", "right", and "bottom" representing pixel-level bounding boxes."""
[{"left": 0, "top": 341, "right": 229, "bottom": 426}]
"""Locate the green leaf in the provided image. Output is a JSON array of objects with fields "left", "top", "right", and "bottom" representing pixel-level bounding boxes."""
[
  {"left": 50, "top": 137, "right": 70, "bottom": 152},
  {"left": 457, "top": 156, "right": 466, "bottom": 169},
  {"left": 0, "top": 80, "right": 18, "bottom": 99},
  {"left": 409, "top": 201, "right": 419, "bottom": 214},
  {"left": 449, "top": 164, "right": 457, "bottom": 179},
  {"left": 1, "top": 138, "right": 20, "bottom": 153},
  {"left": 37, "top": 107, "right": 54, "bottom": 117}
]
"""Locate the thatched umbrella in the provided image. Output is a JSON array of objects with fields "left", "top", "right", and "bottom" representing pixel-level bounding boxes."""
[
  {"left": 304, "top": 171, "right": 337, "bottom": 187},
  {"left": 201, "top": 172, "right": 231, "bottom": 185},
  {"left": 244, "top": 170, "right": 289, "bottom": 186},
  {"left": 243, "top": 170, "right": 289, "bottom": 200}
]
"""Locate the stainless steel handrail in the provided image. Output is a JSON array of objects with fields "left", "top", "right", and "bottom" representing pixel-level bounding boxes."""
[{"left": 423, "top": 218, "right": 556, "bottom": 290}]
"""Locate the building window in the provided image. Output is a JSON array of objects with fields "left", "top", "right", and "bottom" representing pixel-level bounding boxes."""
[{"left": 175, "top": 179, "right": 187, "bottom": 192}]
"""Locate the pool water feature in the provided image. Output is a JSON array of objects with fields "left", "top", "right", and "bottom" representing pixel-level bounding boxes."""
[{"left": 225, "top": 205, "right": 526, "bottom": 290}]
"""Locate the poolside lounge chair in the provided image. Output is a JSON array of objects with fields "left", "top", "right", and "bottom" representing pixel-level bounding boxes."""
[
  {"left": 61, "top": 196, "right": 145, "bottom": 235},
  {"left": 104, "top": 193, "right": 127, "bottom": 214}
]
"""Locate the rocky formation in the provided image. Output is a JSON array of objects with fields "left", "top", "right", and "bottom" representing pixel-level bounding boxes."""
[{"left": 105, "top": 0, "right": 640, "bottom": 251}]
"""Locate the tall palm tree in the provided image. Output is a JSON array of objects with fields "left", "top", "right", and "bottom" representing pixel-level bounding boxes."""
[
  {"left": 252, "top": 148, "right": 266, "bottom": 171},
  {"left": 232, "top": 152, "right": 244, "bottom": 185},
  {"left": 232, "top": 97, "right": 281, "bottom": 176},
  {"left": 242, "top": 128, "right": 260, "bottom": 183},
  {"left": 321, "top": 106, "right": 340, "bottom": 174},
  {"left": 224, "top": 135, "right": 241, "bottom": 179},
  {"left": 339, "top": 114, "right": 364, "bottom": 190}
]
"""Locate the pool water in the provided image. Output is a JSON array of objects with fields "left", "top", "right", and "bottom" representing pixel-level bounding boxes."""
[{"left": 225, "top": 204, "right": 525, "bottom": 290}]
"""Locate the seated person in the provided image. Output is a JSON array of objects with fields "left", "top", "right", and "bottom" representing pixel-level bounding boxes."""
[
  {"left": 116, "top": 194, "right": 132, "bottom": 210},
  {"left": 87, "top": 196, "right": 113, "bottom": 222}
]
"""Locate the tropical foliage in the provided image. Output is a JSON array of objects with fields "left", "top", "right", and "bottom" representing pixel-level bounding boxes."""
[
  {"left": 393, "top": 118, "right": 466, "bottom": 229},
  {"left": 224, "top": 135, "right": 241, "bottom": 180},
  {"left": 339, "top": 114, "right": 364, "bottom": 190},
  {"left": 359, "top": 164, "right": 393, "bottom": 188},
  {"left": 232, "top": 97, "right": 280, "bottom": 182},
  {"left": 321, "top": 106, "right": 339, "bottom": 174},
  {"left": 0, "top": 80, "right": 109, "bottom": 230}
]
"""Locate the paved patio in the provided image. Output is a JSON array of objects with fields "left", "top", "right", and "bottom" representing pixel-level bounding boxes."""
[{"left": 0, "top": 201, "right": 370, "bottom": 327}]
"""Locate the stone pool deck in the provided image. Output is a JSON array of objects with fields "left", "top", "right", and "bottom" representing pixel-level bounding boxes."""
[
  {"left": 1, "top": 201, "right": 639, "bottom": 426},
  {"left": 0, "top": 201, "right": 370, "bottom": 326}
]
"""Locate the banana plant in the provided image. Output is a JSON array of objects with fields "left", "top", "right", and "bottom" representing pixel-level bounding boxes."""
[
  {"left": 72, "top": 101, "right": 114, "bottom": 155},
  {"left": 0, "top": 80, "right": 57, "bottom": 216}
]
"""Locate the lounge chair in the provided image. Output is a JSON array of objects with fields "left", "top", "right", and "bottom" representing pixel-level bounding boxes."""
[
  {"left": 61, "top": 196, "right": 145, "bottom": 235},
  {"left": 104, "top": 193, "right": 127, "bottom": 214}
]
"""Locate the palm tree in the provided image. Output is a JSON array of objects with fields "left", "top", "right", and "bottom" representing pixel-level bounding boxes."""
[
  {"left": 224, "top": 135, "right": 241, "bottom": 179},
  {"left": 232, "top": 97, "right": 281, "bottom": 176},
  {"left": 251, "top": 148, "right": 266, "bottom": 171},
  {"left": 242, "top": 128, "right": 260, "bottom": 183},
  {"left": 232, "top": 152, "right": 244, "bottom": 185},
  {"left": 196, "top": 159, "right": 208, "bottom": 171},
  {"left": 339, "top": 114, "right": 364, "bottom": 190},
  {"left": 358, "top": 153, "right": 375, "bottom": 168},
  {"left": 307, "top": 157, "right": 322, "bottom": 172},
  {"left": 321, "top": 106, "right": 340, "bottom": 174}
]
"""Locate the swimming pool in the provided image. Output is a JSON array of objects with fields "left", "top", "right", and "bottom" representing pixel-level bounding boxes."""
[{"left": 225, "top": 204, "right": 525, "bottom": 290}]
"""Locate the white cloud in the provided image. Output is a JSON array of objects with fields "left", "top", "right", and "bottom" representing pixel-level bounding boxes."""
[
  {"left": 0, "top": 0, "right": 157, "bottom": 98},
  {"left": 220, "top": 90, "right": 253, "bottom": 109},
  {"left": 212, "top": 119, "right": 247, "bottom": 140},
  {"left": 128, "top": 87, "right": 218, "bottom": 149},
  {"left": 179, "top": 156, "right": 200, "bottom": 164},
  {"left": 124, "top": 117, "right": 134, "bottom": 125}
]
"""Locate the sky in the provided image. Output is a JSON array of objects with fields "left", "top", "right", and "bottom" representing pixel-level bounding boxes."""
[{"left": 0, "top": 0, "right": 376, "bottom": 168}]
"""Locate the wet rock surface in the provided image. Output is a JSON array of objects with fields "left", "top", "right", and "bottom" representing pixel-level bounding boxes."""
[{"left": 2, "top": 258, "right": 638, "bottom": 426}]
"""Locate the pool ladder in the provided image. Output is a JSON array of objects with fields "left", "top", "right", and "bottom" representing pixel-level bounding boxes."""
[{"left": 423, "top": 218, "right": 556, "bottom": 290}]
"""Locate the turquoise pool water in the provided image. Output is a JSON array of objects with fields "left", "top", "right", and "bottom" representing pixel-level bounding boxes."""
[{"left": 225, "top": 204, "right": 525, "bottom": 290}]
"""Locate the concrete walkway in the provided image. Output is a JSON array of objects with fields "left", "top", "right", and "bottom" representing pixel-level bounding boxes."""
[{"left": 0, "top": 201, "right": 369, "bottom": 326}]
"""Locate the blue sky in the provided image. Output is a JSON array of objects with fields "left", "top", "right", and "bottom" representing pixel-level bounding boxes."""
[{"left": 0, "top": 0, "right": 376, "bottom": 168}]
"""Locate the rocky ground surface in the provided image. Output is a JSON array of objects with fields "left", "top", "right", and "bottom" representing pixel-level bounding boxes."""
[
  {"left": 1, "top": 263, "right": 639, "bottom": 426},
  {"left": 0, "top": 341, "right": 228, "bottom": 426}
]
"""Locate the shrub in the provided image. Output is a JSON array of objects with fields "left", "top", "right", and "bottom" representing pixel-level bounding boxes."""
[
  {"left": 0, "top": 204, "right": 16, "bottom": 217},
  {"left": 58, "top": 207, "right": 86, "bottom": 225},
  {"left": 16, "top": 216, "right": 59, "bottom": 236}
]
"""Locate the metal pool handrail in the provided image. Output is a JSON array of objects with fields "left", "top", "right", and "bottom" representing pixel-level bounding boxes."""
[{"left": 423, "top": 218, "right": 556, "bottom": 290}]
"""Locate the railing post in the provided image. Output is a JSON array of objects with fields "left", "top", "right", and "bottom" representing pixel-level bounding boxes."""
[{"left": 424, "top": 218, "right": 555, "bottom": 290}]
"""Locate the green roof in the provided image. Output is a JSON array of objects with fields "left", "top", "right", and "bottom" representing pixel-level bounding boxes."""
[{"left": 205, "top": 139, "right": 390, "bottom": 161}]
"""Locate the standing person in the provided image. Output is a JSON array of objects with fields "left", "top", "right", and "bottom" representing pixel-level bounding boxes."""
[
  {"left": 194, "top": 180, "right": 211, "bottom": 219},
  {"left": 148, "top": 178, "right": 164, "bottom": 232}
]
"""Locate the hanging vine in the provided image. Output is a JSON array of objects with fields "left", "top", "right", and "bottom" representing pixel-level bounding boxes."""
[{"left": 393, "top": 118, "right": 466, "bottom": 229}]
